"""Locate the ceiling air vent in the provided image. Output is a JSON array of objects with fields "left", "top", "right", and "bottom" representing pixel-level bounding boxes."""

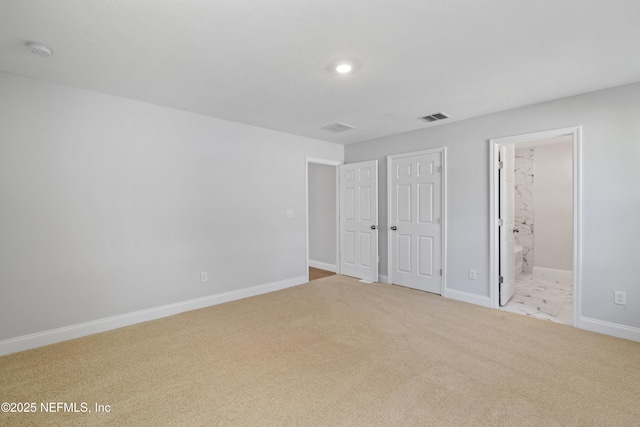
[
  {"left": 321, "top": 122, "right": 355, "bottom": 133},
  {"left": 419, "top": 112, "right": 449, "bottom": 123}
]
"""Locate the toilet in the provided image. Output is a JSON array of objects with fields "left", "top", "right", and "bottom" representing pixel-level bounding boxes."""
[{"left": 514, "top": 245, "right": 523, "bottom": 275}]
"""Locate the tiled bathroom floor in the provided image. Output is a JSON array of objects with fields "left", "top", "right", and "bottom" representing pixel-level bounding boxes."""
[{"left": 501, "top": 272, "right": 573, "bottom": 325}]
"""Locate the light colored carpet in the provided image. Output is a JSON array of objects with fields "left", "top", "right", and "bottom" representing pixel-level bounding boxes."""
[{"left": 1, "top": 275, "right": 639, "bottom": 426}]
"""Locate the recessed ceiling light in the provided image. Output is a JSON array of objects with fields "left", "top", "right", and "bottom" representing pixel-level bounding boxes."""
[{"left": 336, "top": 64, "right": 352, "bottom": 74}]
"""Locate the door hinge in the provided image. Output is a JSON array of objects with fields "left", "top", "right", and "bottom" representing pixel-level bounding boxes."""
[
  {"left": 498, "top": 218, "right": 504, "bottom": 226},
  {"left": 499, "top": 276, "right": 504, "bottom": 284},
  {"left": 437, "top": 218, "right": 442, "bottom": 225},
  {"left": 440, "top": 269, "right": 443, "bottom": 276},
  {"left": 498, "top": 161, "right": 504, "bottom": 169},
  {"left": 436, "top": 165, "right": 442, "bottom": 173}
]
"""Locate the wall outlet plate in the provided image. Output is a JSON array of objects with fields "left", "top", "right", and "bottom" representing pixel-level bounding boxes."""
[{"left": 614, "top": 291, "right": 627, "bottom": 306}]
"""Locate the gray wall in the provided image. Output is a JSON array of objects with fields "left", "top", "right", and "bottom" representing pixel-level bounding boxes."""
[
  {"left": 345, "top": 82, "right": 640, "bottom": 329},
  {"left": 533, "top": 142, "right": 573, "bottom": 272},
  {"left": 0, "top": 72, "right": 343, "bottom": 340},
  {"left": 308, "top": 163, "right": 336, "bottom": 267}
]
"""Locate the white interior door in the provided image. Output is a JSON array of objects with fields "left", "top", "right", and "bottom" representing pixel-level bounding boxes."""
[
  {"left": 339, "top": 160, "right": 378, "bottom": 282},
  {"left": 389, "top": 151, "right": 442, "bottom": 294},
  {"left": 499, "top": 145, "right": 516, "bottom": 306}
]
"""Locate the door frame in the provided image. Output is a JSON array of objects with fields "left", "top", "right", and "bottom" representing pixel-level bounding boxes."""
[
  {"left": 305, "top": 157, "right": 341, "bottom": 283},
  {"left": 386, "top": 147, "right": 447, "bottom": 291},
  {"left": 498, "top": 144, "right": 516, "bottom": 306},
  {"left": 488, "top": 126, "right": 582, "bottom": 326}
]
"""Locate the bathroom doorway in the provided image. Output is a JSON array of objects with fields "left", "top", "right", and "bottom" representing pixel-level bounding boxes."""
[{"left": 489, "top": 127, "right": 582, "bottom": 326}]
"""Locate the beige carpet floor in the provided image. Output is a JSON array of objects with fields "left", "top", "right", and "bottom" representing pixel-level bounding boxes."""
[{"left": 1, "top": 275, "right": 639, "bottom": 426}]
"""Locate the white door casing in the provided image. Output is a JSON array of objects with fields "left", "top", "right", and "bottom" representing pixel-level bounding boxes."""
[
  {"left": 498, "top": 144, "right": 516, "bottom": 306},
  {"left": 388, "top": 150, "right": 443, "bottom": 294},
  {"left": 490, "top": 126, "right": 582, "bottom": 327},
  {"left": 339, "top": 160, "right": 378, "bottom": 282},
  {"left": 305, "top": 157, "right": 341, "bottom": 283}
]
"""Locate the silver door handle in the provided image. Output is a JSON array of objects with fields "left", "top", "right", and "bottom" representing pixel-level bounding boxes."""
[
  {"left": 370, "top": 225, "right": 378, "bottom": 230},
  {"left": 391, "top": 226, "right": 397, "bottom": 230}
]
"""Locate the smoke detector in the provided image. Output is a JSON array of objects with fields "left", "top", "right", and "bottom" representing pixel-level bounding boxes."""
[
  {"left": 321, "top": 123, "right": 355, "bottom": 133},
  {"left": 27, "top": 42, "right": 53, "bottom": 57}
]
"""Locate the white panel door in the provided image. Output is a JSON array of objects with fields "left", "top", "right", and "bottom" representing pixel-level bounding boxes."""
[
  {"left": 339, "top": 160, "right": 378, "bottom": 282},
  {"left": 499, "top": 145, "right": 516, "bottom": 306},
  {"left": 389, "top": 151, "right": 442, "bottom": 294}
]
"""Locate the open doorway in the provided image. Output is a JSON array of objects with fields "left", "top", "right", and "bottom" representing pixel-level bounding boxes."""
[
  {"left": 306, "top": 158, "right": 380, "bottom": 284},
  {"left": 490, "top": 127, "right": 582, "bottom": 326},
  {"left": 306, "top": 158, "right": 339, "bottom": 282}
]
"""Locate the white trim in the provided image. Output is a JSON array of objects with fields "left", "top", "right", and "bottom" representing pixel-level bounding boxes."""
[
  {"left": 305, "top": 157, "right": 341, "bottom": 283},
  {"left": 489, "top": 126, "right": 582, "bottom": 328},
  {"left": 444, "top": 288, "right": 492, "bottom": 308},
  {"left": 306, "top": 157, "right": 342, "bottom": 167},
  {"left": 442, "top": 148, "right": 448, "bottom": 296},
  {"left": 308, "top": 260, "right": 337, "bottom": 273},
  {"left": 0, "top": 276, "right": 306, "bottom": 356},
  {"left": 386, "top": 147, "right": 447, "bottom": 292},
  {"left": 578, "top": 317, "right": 640, "bottom": 342},
  {"left": 489, "top": 127, "right": 580, "bottom": 146},
  {"left": 335, "top": 166, "right": 340, "bottom": 276},
  {"left": 532, "top": 267, "right": 573, "bottom": 280},
  {"left": 573, "top": 128, "right": 584, "bottom": 326}
]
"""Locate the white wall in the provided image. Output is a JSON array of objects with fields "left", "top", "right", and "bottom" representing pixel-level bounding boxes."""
[
  {"left": 533, "top": 142, "right": 573, "bottom": 272},
  {"left": 308, "top": 163, "right": 336, "bottom": 268},
  {"left": 0, "top": 72, "right": 343, "bottom": 342},
  {"left": 345, "top": 82, "right": 640, "bottom": 333}
]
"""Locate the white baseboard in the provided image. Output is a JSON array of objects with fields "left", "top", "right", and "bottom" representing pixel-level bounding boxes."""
[
  {"left": 379, "top": 278, "right": 491, "bottom": 309},
  {"left": 532, "top": 267, "right": 573, "bottom": 280},
  {"left": 578, "top": 316, "right": 640, "bottom": 343},
  {"left": 0, "top": 276, "right": 307, "bottom": 356},
  {"left": 308, "top": 260, "right": 337, "bottom": 272},
  {"left": 444, "top": 288, "right": 492, "bottom": 308}
]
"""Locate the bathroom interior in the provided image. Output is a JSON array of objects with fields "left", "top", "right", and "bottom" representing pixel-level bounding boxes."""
[{"left": 501, "top": 136, "right": 574, "bottom": 324}]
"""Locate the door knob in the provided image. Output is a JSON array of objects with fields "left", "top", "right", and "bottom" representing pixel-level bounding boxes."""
[
  {"left": 370, "top": 225, "right": 378, "bottom": 230},
  {"left": 391, "top": 226, "right": 397, "bottom": 230}
]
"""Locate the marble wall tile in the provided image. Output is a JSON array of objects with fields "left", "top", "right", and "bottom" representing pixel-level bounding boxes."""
[{"left": 514, "top": 148, "right": 534, "bottom": 272}]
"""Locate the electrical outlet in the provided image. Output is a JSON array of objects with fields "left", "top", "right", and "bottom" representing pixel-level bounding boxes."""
[
  {"left": 286, "top": 209, "right": 294, "bottom": 218},
  {"left": 200, "top": 272, "right": 208, "bottom": 283},
  {"left": 614, "top": 291, "right": 627, "bottom": 306},
  {"left": 469, "top": 269, "right": 477, "bottom": 280}
]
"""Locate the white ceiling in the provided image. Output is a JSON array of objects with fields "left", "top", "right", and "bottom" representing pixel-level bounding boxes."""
[{"left": 1, "top": 0, "right": 639, "bottom": 145}]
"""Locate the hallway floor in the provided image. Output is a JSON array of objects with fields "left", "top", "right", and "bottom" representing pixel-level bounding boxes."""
[
  {"left": 502, "top": 272, "right": 573, "bottom": 325},
  {"left": 309, "top": 267, "right": 336, "bottom": 281}
]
